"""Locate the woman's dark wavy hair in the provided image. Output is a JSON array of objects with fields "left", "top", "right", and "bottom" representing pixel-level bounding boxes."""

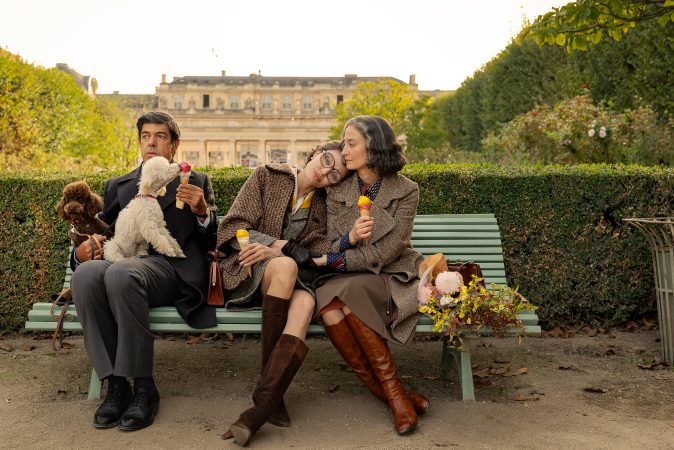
[
  {"left": 343, "top": 115, "right": 406, "bottom": 177},
  {"left": 304, "top": 140, "right": 344, "bottom": 165},
  {"left": 136, "top": 111, "right": 181, "bottom": 142}
]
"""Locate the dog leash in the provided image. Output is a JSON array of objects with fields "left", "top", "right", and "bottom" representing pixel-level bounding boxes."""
[
  {"left": 70, "top": 228, "right": 104, "bottom": 260},
  {"left": 49, "top": 288, "right": 74, "bottom": 351}
]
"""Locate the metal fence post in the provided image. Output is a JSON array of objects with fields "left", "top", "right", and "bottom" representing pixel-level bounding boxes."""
[{"left": 624, "top": 218, "right": 674, "bottom": 363}]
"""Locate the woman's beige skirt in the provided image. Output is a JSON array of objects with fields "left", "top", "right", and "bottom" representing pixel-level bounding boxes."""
[{"left": 314, "top": 273, "right": 396, "bottom": 341}]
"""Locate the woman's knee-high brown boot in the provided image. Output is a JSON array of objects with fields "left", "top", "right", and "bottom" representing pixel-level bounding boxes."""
[
  {"left": 344, "top": 313, "right": 417, "bottom": 435},
  {"left": 222, "top": 294, "right": 291, "bottom": 440},
  {"left": 324, "top": 319, "right": 429, "bottom": 415},
  {"left": 260, "top": 294, "right": 291, "bottom": 427},
  {"left": 229, "top": 334, "right": 308, "bottom": 446}
]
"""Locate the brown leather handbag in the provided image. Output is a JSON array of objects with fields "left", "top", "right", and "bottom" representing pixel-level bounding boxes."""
[
  {"left": 206, "top": 251, "right": 225, "bottom": 306},
  {"left": 447, "top": 261, "right": 486, "bottom": 288}
]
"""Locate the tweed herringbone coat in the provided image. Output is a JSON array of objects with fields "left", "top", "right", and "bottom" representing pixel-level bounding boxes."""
[
  {"left": 216, "top": 164, "right": 331, "bottom": 291},
  {"left": 326, "top": 172, "right": 423, "bottom": 343}
]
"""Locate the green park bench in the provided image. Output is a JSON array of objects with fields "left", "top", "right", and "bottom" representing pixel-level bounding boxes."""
[{"left": 25, "top": 213, "right": 540, "bottom": 402}]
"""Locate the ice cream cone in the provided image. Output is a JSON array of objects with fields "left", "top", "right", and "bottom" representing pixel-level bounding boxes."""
[
  {"left": 236, "top": 229, "right": 252, "bottom": 277},
  {"left": 176, "top": 161, "right": 191, "bottom": 209},
  {"left": 357, "top": 195, "right": 371, "bottom": 245}
]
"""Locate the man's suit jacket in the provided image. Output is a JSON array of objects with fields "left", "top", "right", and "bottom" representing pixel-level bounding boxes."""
[{"left": 73, "top": 165, "right": 219, "bottom": 328}]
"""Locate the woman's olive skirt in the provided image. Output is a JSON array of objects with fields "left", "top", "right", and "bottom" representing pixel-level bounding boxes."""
[{"left": 314, "top": 273, "right": 396, "bottom": 341}]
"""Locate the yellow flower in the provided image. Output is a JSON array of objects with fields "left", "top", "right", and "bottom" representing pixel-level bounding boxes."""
[
  {"left": 459, "top": 312, "right": 465, "bottom": 319},
  {"left": 467, "top": 317, "right": 472, "bottom": 324}
]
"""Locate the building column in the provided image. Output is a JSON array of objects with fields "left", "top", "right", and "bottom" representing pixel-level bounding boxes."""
[{"left": 201, "top": 140, "right": 207, "bottom": 166}]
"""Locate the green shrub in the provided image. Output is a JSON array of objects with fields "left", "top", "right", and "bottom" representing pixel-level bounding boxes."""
[
  {"left": 482, "top": 95, "right": 674, "bottom": 165},
  {"left": 2, "top": 164, "right": 672, "bottom": 333}
]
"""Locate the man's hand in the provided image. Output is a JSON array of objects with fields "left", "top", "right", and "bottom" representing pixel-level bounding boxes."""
[
  {"left": 75, "top": 234, "right": 107, "bottom": 262},
  {"left": 177, "top": 184, "right": 208, "bottom": 218},
  {"left": 349, "top": 216, "right": 374, "bottom": 245}
]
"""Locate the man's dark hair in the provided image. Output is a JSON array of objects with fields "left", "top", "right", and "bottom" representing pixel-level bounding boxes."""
[
  {"left": 136, "top": 112, "right": 181, "bottom": 141},
  {"left": 343, "top": 115, "right": 406, "bottom": 177}
]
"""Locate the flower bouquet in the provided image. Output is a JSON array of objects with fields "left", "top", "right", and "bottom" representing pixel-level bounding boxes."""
[{"left": 418, "top": 253, "right": 534, "bottom": 349}]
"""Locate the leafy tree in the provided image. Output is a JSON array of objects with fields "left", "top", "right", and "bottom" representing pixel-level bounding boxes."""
[
  {"left": 329, "top": 80, "right": 418, "bottom": 139},
  {"left": 0, "top": 49, "right": 137, "bottom": 171},
  {"left": 519, "top": 0, "right": 674, "bottom": 52}
]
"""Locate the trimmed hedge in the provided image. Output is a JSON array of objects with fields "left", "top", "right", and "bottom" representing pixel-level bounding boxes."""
[{"left": 1, "top": 164, "right": 672, "bottom": 333}]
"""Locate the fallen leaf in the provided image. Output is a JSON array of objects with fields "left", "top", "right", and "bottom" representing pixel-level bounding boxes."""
[
  {"left": 546, "top": 327, "right": 564, "bottom": 338},
  {"left": 597, "top": 328, "right": 607, "bottom": 335},
  {"left": 60, "top": 342, "right": 75, "bottom": 349},
  {"left": 423, "top": 375, "right": 439, "bottom": 381},
  {"left": 471, "top": 363, "right": 478, "bottom": 369},
  {"left": 583, "top": 387, "right": 607, "bottom": 394},
  {"left": 0, "top": 343, "right": 14, "bottom": 352},
  {"left": 199, "top": 333, "right": 214, "bottom": 342},
  {"left": 491, "top": 365, "right": 510, "bottom": 376},
  {"left": 474, "top": 368, "right": 491, "bottom": 379},
  {"left": 328, "top": 384, "right": 339, "bottom": 393},
  {"left": 186, "top": 335, "right": 200, "bottom": 345},
  {"left": 587, "top": 329, "right": 598, "bottom": 337},
  {"left": 558, "top": 364, "right": 573, "bottom": 370},
  {"left": 20, "top": 344, "right": 36, "bottom": 351},
  {"left": 625, "top": 321, "right": 640, "bottom": 332},
  {"left": 224, "top": 332, "right": 235, "bottom": 341},
  {"left": 566, "top": 330, "right": 576, "bottom": 338},
  {"left": 642, "top": 317, "right": 657, "bottom": 331},
  {"left": 516, "top": 367, "right": 529, "bottom": 375}
]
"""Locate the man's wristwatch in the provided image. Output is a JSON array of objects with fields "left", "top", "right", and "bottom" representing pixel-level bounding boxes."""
[{"left": 197, "top": 205, "right": 211, "bottom": 219}]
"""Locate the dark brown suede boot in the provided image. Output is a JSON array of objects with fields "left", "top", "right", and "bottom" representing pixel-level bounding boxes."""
[
  {"left": 229, "top": 334, "right": 308, "bottom": 446},
  {"left": 260, "top": 294, "right": 291, "bottom": 427},
  {"left": 325, "top": 319, "right": 429, "bottom": 415},
  {"left": 344, "top": 313, "right": 417, "bottom": 435}
]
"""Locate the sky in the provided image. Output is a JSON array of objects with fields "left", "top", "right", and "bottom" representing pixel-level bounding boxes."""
[{"left": 1, "top": 0, "right": 567, "bottom": 94}]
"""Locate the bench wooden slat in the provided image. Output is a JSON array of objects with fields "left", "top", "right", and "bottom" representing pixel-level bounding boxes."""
[{"left": 26, "top": 213, "right": 539, "bottom": 402}]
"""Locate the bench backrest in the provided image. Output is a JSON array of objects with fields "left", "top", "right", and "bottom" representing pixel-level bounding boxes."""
[
  {"left": 411, "top": 214, "right": 506, "bottom": 286},
  {"left": 60, "top": 213, "right": 506, "bottom": 290}
]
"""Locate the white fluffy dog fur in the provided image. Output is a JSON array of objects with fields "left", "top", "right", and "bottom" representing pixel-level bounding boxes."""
[{"left": 104, "top": 156, "right": 186, "bottom": 262}]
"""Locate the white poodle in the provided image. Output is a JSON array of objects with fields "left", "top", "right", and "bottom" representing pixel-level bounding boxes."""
[{"left": 104, "top": 156, "right": 186, "bottom": 262}]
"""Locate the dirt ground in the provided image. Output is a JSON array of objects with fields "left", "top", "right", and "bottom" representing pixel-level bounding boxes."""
[{"left": 1, "top": 328, "right": 673, "bottom": 449}]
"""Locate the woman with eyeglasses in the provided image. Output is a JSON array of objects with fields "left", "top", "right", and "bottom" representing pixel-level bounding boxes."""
[
  {"left": 288, "top": 116, "right": 428, "bottom": 435},
  {"left": 216, "top": 141, "right": 349, "bottom": 445}
]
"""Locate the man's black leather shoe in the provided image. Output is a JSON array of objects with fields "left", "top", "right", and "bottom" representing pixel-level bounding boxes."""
[
  {"left": 118, "top": 384, "right": 160, "bottom": 432},
  {"left": 93, "top": 377, "right": 132, "bottom": 429}
]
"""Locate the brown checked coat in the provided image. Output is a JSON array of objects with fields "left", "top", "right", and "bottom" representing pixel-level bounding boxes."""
[
  {"left": 216, "top": 164, "right": 331, "bottom": 291},
  {"left": 326, "top": 172, "right": 423, "bottom": 343}
]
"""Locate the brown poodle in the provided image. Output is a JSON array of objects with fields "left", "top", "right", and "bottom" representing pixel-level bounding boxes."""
[{"left": 55, "top": 180, "right": 111, "bottom": 248}]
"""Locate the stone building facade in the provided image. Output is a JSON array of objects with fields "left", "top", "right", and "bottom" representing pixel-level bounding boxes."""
[{"left": 156, "top": 72, "right": 418, "bottom": 167}]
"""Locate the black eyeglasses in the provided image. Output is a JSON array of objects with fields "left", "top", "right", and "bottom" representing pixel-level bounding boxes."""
[{"left": 319, "top": 150, "right": 342, "bottom": 185}]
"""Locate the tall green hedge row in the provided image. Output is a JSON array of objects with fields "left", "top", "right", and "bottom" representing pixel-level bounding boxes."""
[{"left": 1, "top": 164, "right": 672, "bottom": 333}]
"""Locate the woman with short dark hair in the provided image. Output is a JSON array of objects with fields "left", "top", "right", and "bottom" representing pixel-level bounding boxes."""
[{"left": 307, "top": 115, "right": 429, "bottom": 435}]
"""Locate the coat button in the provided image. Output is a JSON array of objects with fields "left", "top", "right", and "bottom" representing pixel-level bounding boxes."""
[{"left": 372, "top": 261, "right": 379, "bottom": 268}]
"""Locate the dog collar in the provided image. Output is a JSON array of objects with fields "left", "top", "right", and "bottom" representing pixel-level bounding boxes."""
[{"left": 134, "top": 194, "right": 157, "bottom": 199}]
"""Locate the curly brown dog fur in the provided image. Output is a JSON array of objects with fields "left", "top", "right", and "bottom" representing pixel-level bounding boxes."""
[{"left": 55, "top": 180, "right": 111, "bottom": 247}]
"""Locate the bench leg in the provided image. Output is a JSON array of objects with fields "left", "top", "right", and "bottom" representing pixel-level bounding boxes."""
[
  {"left": 87, "top": 368, "right": 102, "bottom": 400},
  {"left": 440, "top": 336, "right": 476, "bottom": 401}
]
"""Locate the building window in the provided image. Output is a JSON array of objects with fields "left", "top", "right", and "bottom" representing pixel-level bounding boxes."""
[
  {"left": 174, "top": 95, "right": 182, "bottom": 109},
  {"left": 283, "top": 95, "right": 291, "bottom": 109},
  {"left": 269, "top": 148, "right": 288, "bottom": 164},
  {"left": 337, "top": 95, "right": 344, "bottom": 104},
  {"left": 208, "top": 151, "right": 225, "bottom": 167},
  {"left": 203, "top": 94, "right": 210, "bottom": 109},
  {"left": 230, "top": 95, "right": 239, "bottom": 109},
  {"left": 241, "top": 150, "right": 258, "bottom": 168},
  {"left": 262, "top": 95, "right": 271, "bottom": 110},
  {"left": 303, "top": 95, "right": 312, "bottom": 109}
]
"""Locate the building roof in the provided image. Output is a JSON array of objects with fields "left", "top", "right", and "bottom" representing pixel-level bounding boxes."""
[{"left": 167, "top": 75, "right": 406, "bottom": 87}]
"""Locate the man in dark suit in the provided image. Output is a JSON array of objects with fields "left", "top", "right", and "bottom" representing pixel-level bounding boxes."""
[{"left": 70, "top": 112, "right": 218, "bottom": 431}]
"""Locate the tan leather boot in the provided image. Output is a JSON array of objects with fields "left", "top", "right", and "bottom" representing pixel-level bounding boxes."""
[
  {"left": 325, "top": 319, "right": 429, "bottom": 415},
  {"left": 344, "top": 313, "right": 417, "bottom": 435}
]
